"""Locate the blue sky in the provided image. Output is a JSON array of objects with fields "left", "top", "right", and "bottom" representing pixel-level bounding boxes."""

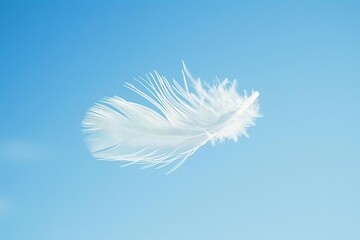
[{"left": 0, "top": 0, "right": 359, "bottom": 239}]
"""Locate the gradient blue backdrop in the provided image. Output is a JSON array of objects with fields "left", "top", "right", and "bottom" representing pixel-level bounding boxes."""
[{"left": 1, "top": 1, "right": 359, "bottom": 239}]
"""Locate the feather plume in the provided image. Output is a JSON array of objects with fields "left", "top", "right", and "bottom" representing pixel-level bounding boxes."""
[{"left": 82, "top": 63, "right": 261, "bottom": 173}]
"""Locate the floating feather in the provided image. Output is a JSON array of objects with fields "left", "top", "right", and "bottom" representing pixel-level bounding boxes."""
[{"left": 82, "top": 63, "right": 261, "bottom": 173}]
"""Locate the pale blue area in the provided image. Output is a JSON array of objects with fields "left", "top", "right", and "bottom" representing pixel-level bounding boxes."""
[{"left": 1, "top": 1, "right": 359, "bottom": 239}]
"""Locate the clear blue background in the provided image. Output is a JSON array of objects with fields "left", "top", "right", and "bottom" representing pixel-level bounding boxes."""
[{"left": 1, "top": 1, "right": 359, "bottom": 239}]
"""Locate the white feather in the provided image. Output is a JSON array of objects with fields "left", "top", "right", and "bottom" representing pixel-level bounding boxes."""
[{"left": 82, "top": 63, "right": 261, "bottom": 173}]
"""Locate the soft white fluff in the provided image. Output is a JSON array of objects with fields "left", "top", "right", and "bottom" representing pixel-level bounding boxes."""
[{"left": 82, "top": 63, "right": 261, "bottom": 173}]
